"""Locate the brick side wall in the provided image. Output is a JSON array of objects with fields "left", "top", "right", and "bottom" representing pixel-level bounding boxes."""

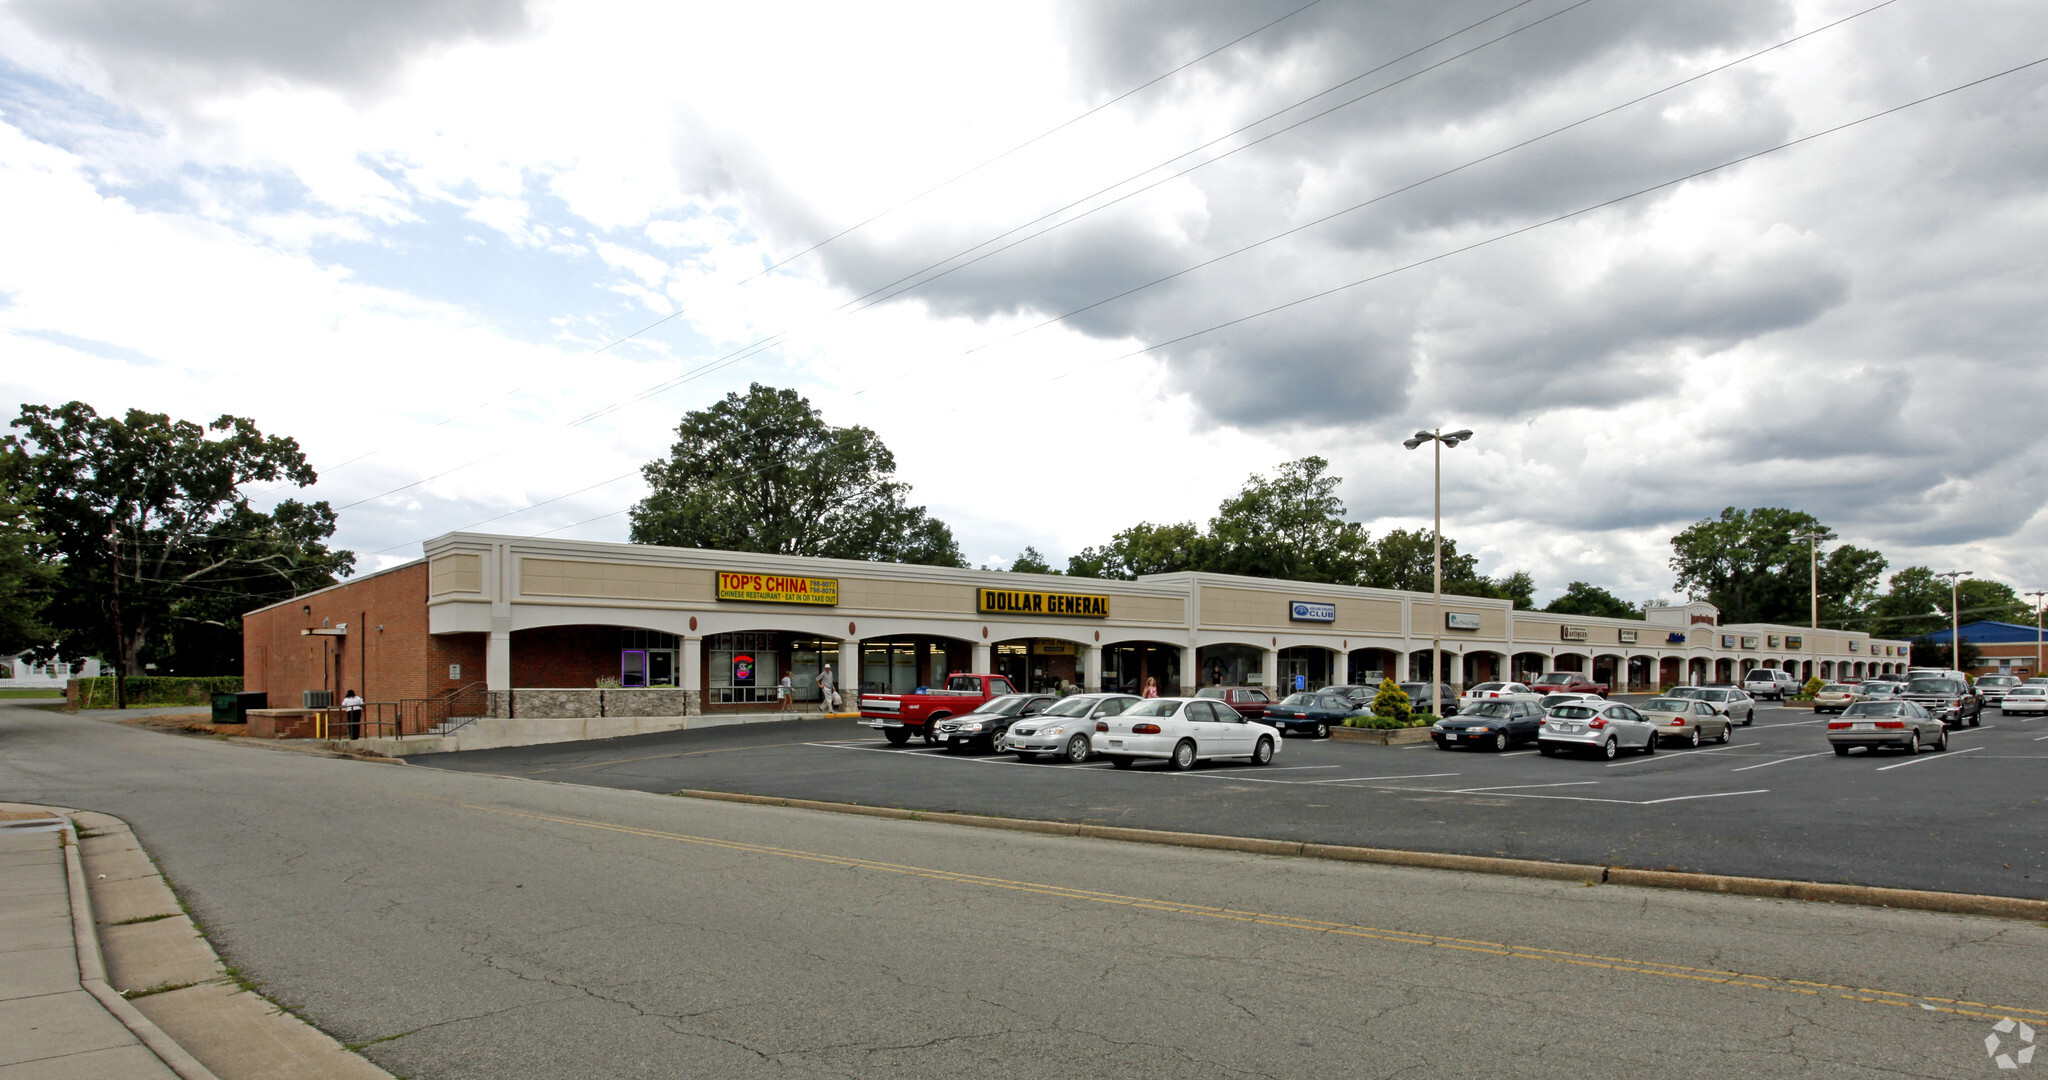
[
  {"left": 242, "top": 563, "right": 484, "bottom": 710},
  {"left": 510, "top": 626, "right": 619, "bottom": 688}
]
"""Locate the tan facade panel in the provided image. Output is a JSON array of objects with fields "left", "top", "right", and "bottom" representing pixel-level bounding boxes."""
[
  {"left": 838, "top": 578, "right": 977, "bottom": 615},
  {"left": 521, "top": 558, "right": 714, "bottom": 602},
  {"left": 1199, "top": 587, "right": 1402, "bottom": 634},
  {"left": 428, "top": 553, "right": 482, "bottom": 595},
  {"left": 1111, "top": 594, "right": 1188, "bottom": 626},
  {"left": 1418, "top": 603, "right": 1506, "bottom": 639}
]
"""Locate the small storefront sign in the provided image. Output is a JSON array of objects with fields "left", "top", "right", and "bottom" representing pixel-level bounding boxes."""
[
  {"left": 1741, "top": 635, "right": 1760, "bottom": 649},
  {"left": 1848, "top": 640, "right": 1860, "bottom": 652},
  {"left": 716, "top": 572, "right": 839, "bottom": 606},
  {"left": 1767, "top": 635, "right": 1780, "bottom": 648},
  {"left": 977, "top": 589, "right": 1110, "bottom": 617},
  {"left": 1618, "top": 629, "right": 1639, "bottom": 645},
  {"left": 1445, "top": 612, "right": 1482, "bottom": 631},
  {"left": 1031, "top": 641, "right": 1076, "bottom": 656},
  {"left": 1786, "top": 635, "right": 1803, "bottom": 649},
  {"left": 1560, "top": 626, "right": 1589, "bottom": 642},
  {"left": 1721, "top": 635, "right": 1737, "bottom": 648},
  {"left": 732, "top": 653, "right": 756, "bottom": 685},
  {"left": 1289, "top": 601, "right": 1337, "bottom": 623}
]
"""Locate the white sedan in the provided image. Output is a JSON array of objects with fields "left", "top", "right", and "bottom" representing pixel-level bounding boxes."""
[
  {"left": 1458, "top": 682, "right": 1542, "bottom": 709},
  {"left": 1094, "top": 697, "right": 1282, "bottom": 770},
  {"left": 2001, "top": 686, "right": 2048, "bottom": 715}
]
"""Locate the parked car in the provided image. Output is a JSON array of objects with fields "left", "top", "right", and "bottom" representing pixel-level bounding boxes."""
[
  {"left": 1431, "top": 700, "right": 1544, "bottom": 751},
  {"left": 862, "top": 672, "right": 1024, "bottom": 746},
  {"left": 1827, "top": 699, "right": 1946, "bottom": 755},
  {"left": 1811, "top": 683, "right": 1862, "bottom": 714},
  {"left": 1457, "top": 681, "right": 1541, "bottom": 709},
  {"left": 1537, "top": 700, "right": 1659, "bottom": 759},
  {"left": 1857, "top": 681, "right": 1902, "bottom": 701},
  {"left": 1399, "top": 682, "right": 1458, "bottom": 715},
  {"left": 1260, "top": 691, "right": 1359, "bottom": 738},
  {"left": 1093, "top": 697, "right": 1282, "bottom": 770},
  {"left": 1538, "top": 692, "right": 1604, "bottom": 712},
  {"left": 1999, "top": 685, "right": 2048, "bottom": 715},
  {"left": 1194, "top": 686, "right": 1275, "bottom": 720},
  {"left": 1636, "top": 696, "right": 1735, "bottom": 747},
  {"left": 1900, "top": 677, "right": 1981, "bottom": 728},
  {"left": 932, "top": 694, "right": 1054, "bottom": 753},
  {"left": 1973, "top": 674, "right": 2022, "bottom": 705},
  {"left": 1004, "top": 694, "right": 1139, "bottom": 762},
  {"left": 1529, "top": 672, "right": 1609, "bottom": 697},
  {"left": 1666, "top": 686, "right": 1756, "bottom": 724},
  {"left": 1742, "top": 669, "right": 1801, "bottom": 701}
]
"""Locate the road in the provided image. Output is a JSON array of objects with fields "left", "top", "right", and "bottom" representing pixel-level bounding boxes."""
[
  {"left": 3, "top": 701, "right": 2045, "bottom": 1078},
  {"left": 418, "top": 701, "right": 2048, "bottom": 899}
]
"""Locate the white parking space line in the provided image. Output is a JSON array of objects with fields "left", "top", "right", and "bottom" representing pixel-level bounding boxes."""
[
  {"left": 1640, "top": 789, "right": 1772, "bottom": 804},
  {"left": 2035, "top": 734, "right": 2048, "bottom": 741},
  {"left": 1731, "top": 752, "right": 1827, "bottom": 772},
  {"left": 1874, "top": 746, "right": 1983, "bottom": 771},
  {"left": 1453, "top": 782, "right": 1599, "bottom": 792},
  {"left": 1604, "top": 744, "right": 1743, "bottom": 767},
  {"left": 1303, "top": 772, "right": 1461, "bottom": 784},
  {"left": 1757, "top": 719, "right": 1826, "bottom": 728},
  {"left": 1251, "top": 765, "right": 1342, "bottom": 771}
]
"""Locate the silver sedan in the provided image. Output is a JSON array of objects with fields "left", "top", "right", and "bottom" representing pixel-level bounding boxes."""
[
  {"left": 1537, "top": 701, "right": 1660, "bottom": 759},
  {"left": 1005, "top": 694, "right": 1139, "bottom": 762},
  {"left": 1827, "top": 699, "right": 1947, "bottom": 755},
  {"left": 1667, "top": 686, "right": 1756, "bottom": 725}
]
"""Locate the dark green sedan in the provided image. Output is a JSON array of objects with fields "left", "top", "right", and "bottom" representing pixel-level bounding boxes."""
[
  {"left": 1260, "top": 692, "right": 1360, "bottom": 738},
  {"left": 1432, "top": 700, "right": 1545, "bottom": 751}
]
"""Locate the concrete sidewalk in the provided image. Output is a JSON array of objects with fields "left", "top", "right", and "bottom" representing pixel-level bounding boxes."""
[{"left": 0, "top": 808, "right": 205, "bottom": 1079}]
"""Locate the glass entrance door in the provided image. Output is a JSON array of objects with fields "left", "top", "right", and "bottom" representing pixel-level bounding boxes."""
[
  {"left": 648, "top": 649, "right": 676, "bottom": 687},
  {"left": 621, "top": 650, "right": 648, "bottom": 688}
]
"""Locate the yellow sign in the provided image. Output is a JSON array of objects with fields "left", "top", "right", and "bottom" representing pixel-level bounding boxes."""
[
  {"left": 977, "top": 588, "right": 1110, "bottom": 618},
  {"left": 1031, "top": 641, "right": 1076, "bottom": 656},
  {"left": 716, "top": 572, "right": 839, "bottom": 606}
]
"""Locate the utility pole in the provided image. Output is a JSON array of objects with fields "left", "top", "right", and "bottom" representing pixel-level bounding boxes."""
[
  {"left": 2027, "top": 590, "right": 2046, "bottom": 679},
  {"left": 1791, "top": 531, "right": 1826, "bottom": 630},
  {"left": 1934, "top": 570, "right": 1972, "bottom": 674}
]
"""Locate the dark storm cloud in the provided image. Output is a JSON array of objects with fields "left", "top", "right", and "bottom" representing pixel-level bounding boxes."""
[{"left": 12, "top": 0, "right": 530, "bottom": 97}]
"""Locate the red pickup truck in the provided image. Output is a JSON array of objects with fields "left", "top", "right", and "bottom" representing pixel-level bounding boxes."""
[
  {"left": 860, "top": 673, "right": 1021, "bottom": 745},
  {"left": 1529, "top": 672, "right": 1609, "bottom": 697}
]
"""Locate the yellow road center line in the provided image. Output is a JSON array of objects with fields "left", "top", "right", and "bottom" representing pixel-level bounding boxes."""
[{"left": 434, "top": 798, "right": 2045, "bottom": 1023}]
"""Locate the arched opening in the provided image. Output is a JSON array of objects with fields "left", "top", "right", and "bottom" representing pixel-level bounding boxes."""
[
  {"left": 989, "top": 636, "right": 1088, "bottom": 695},
  {"left": 1591, "top": 653, "right": 1624, "bottom": 692},
  {"left": 1103, "top": 640, "right": 1182, "bottom": 696},
  {"left": 1549, "top": 653, "right": 1588, "bottom": 674},
  {"left": 1510, "top": 652, "right": 1549, "bottom": 684},
  {"left": 1689, "top": 656, "right": 1710, "bottom": 685},
  {"left": 1348, "top": 647, "right": 1401, "bottom": 685},
  {"left": 1461, "top": 651, "right": 1507, "bottom": 685},
  {"left": 1715, "top": 658, "right": 1735, "bottom": 682},
  {"left": 1819, "top": 660, "right": 1834, "bottom": 679},
  {"left": 1278, "top": 646, "right": 1337, "bottom": 693},
  {"left": 1659, "top": 656, "right": 1683, "bottom": 689},
  {"left": 859, "top": 635, "right": 972, "bottom": 697},
  {"left": 1763, "top": 658, "right": 1780, "bottom": 670},
  {"left": 1196, "top": 643, "right": 1264, "bottom": 691}
]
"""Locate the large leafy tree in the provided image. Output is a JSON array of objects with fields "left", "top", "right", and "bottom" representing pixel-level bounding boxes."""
[
  {"left": 1669, "top": 508, "right": 1885, "bottom": 624},
  {"left": 0, "top": 485, "right": 57, "bottom": 657},
  {"left": 1066, "top": 521, "right": 1205, "bottom": 580},
  {"left": 1359, "top": 528, "right": 1530, "bottom": 606},
  {"left": 1203, "top": 457, "right": 1372, "bottom": 585},
  {"left": 4, "top": 402, "right": 352, "bottom": 703},
  {"left": 1870, "top": 567, "right": 2032, "bottom": 639},
  {"left": 1544, "top": 581, "right": 1640, "bottom": 619},
  {"left": 630, "top": 384, "right": 965, "bottom": 568}
]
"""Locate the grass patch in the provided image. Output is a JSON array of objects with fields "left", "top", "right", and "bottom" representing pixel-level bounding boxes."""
[
  {"left": 220, "top": 964, "right": 262, "bottom": 994},
  {"left": 109, "top": 912, "right": 179, "bottom": 926},
  {"left": 0, "top": 688, "right": 64, "bottom": 699}
]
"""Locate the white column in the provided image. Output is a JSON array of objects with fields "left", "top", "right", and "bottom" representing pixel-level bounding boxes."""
[
  {"left": 1332, "top": 648, "right": 1349, "bottom": 687},
  {"left": 1084, "top": 645, "right": 1103, "bottom": 694},
  {"left": 1178, "top": 645, "right": 1196, "bottom": 696},
  {"left": 840, "top": 640, "right": 861, "bottom": 705},
  {"left": 486, "top": 626, "right": 511, "bottom": 692},
  {"left": 681, "top": 635, "right": 703, "bottom": 715},
  {"left": 1261, "top": 648, "right": 1280, "bottom": 695},
  {"left": 972, "top": 642, "right": 991, "bottom": 674},
  {"left": 1448, "top": 647, "right": 1464, "bottom": 697}
]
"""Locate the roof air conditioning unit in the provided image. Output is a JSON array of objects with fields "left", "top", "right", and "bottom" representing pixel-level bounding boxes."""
[{"left": 303, "top": 689, "right": 334, "bottom": 709}]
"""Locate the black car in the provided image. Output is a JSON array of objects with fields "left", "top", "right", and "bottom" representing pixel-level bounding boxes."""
[
  {"left": 1400, "top": 682, "right": 1458, "bottom": 715},
  {"left": 1433, "top": 700, "right": 1544, "bottom": 751},
  {"left": 1900, "top": 678, "right": 1982, "bottom": 728},
  {"left": 932, "top": 694, "right": 1054, "bottom": 753},
  {"left": 1261, "top": 691, "right": 1360, "bottom": 738}
]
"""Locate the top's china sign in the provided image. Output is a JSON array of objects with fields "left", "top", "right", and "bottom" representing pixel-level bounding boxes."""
[{"left": 716, "top": 572, "right": 839, "bottom": 606}]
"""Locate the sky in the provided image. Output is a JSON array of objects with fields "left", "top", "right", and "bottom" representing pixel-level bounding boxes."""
[{"left": 2, "top": 0, "right": 2046, "bottom": 606}]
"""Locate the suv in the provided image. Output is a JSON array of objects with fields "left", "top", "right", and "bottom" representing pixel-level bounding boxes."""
[
  {"left": 1972, "top": 674, "right": 2021, "bottom": 705},
  {"left": 1900, "top": 677, "right": 1981, "bottom": 728},
  {"left": 1742, "top": 669, "right": 1800, "bottom": 701}
]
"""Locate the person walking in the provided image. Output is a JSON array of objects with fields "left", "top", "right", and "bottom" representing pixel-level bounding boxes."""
[
  {"left": 341, "top": 688, "right": 365, "bottom": 739},
  {"left": 817, "top": 662, "right": 837, "bottom": 713},
  {"left": 776, "top": 670, "right": 793, "bottom": 710}
]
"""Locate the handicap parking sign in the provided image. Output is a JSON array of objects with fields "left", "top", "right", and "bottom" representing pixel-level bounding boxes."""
[{"left": 1293, "top": 674, "right": 1306, "bottom": 690}]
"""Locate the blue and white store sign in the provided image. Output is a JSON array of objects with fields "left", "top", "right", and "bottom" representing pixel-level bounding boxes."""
[{"left": 1289, "top": 600, "right": 1338, "bottom": 623}]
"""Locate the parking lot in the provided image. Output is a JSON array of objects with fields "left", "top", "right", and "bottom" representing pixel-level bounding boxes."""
[{"left": 418, "top": 700, "right": 2048, "bottom": 899}]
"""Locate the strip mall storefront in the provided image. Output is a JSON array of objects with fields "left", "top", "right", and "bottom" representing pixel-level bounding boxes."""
[{"left": 242, "top": 532, "right": 1911, "bottom": 718}]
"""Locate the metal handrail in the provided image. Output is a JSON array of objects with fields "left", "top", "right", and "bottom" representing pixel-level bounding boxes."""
[{"left": 400, "top": 682, "right": 489, "bottom": 737}]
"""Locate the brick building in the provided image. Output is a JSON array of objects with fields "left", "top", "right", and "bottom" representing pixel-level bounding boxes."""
[{"left": 1918, "top": 620, "right": 2048, "bottom": 679}]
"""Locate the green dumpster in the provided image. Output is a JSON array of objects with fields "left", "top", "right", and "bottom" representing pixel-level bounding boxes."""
[{"left": 211, "top": 693, "right": 239, "bottom": 723}]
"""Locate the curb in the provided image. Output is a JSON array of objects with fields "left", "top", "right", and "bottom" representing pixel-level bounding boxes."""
[
  {"left": 45, "top": 809, "right": 223, "bottom": 1080},
  {"left": 670, "top": 789, "right": 2048, "bottom": 922}
]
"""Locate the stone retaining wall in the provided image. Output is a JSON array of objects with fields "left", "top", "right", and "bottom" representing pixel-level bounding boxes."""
[{"left": 486, "top": 688, "right": 703, "bottom": 719}]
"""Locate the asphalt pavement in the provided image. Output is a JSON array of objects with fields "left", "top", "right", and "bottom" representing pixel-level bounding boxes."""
[
  {"left": 4, "top": 700, "right": 2047, "bottom": 1078},
  {"left": 416, "top": 701, "right": 2048, "bottom": 898}
]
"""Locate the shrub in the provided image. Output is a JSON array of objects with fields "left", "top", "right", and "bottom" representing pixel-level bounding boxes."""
[
  {"left": 68, "top": 676, "right": 243, "bottom": 708},
  {"left": 1793, "top": 676, "right": 1824, "bottom": 701},
  {"left": 1370, "top": 677, "right": 1412, "bottom": 725}
]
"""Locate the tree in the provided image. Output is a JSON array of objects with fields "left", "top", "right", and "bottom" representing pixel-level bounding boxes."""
[
  {"left": 1370, "top": 677, "right": 1412, "bottom": 724},
  {"left": 0, "top": 484, "right": 56, "bottom": 657},
  {"left": 1007, "top": 547, "right": 1056, "bottom": 575},
  {"left": 1867, "top": 566, "right": 1947, "bottom": 640},
  {"left": 630, "top": 384, "right": 965, "bottom": 568},
  {"left": 1203, "top": 457, "right": 1371, "bottom": 585},
  {"left": 1544, "top": 581, "right": 1640, "bottom": 619},
  {"left": 151, "top": 498, "right": 353, "bottom": 675},
  {"left": 4, "top": 402, "right": 351, "bottom": 705},
  {"left": 1668, "top": 508, "right": 1885, "bottom": 624},
  {"left": 1457, "top": 569, "right": 1537, "bottom": 610},
  {"left": 1066, "top": 521, "right": 1204, "bottom": 580},
  {"left": 1908, "top": 635, "right": 1983, "bottom": 672},
  {"left": 1360, "top": 527, "right": 1480, "bottom": 592}
]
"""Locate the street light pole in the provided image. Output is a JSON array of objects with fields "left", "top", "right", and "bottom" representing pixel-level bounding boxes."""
[
  {"left": 1791, "top": 531, "right": 1826, "bottom": 630},
  {"left": 2026, "top": 590, "right": 2046, "bottom": 679},
  {"left": 1404, "top": 427, "right": 1473, "bottom": 703},
  {"left": 1934, "top": 570, "right": 1972, "bottom": 673}
]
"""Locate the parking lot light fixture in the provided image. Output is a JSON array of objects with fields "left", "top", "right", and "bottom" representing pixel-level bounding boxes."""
[
  {"left": 2027, "top": 590, "right": 2046, "bottom": 678},
  {"left": 1405, "top": 428, "right": 1474, "bottom": 691},
  {"left": 1934, "top": 570, "right": 1971, "bottom": 673},
  {"left": 1791, "top": 530, "right": 1827, "bottom": 630}
]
